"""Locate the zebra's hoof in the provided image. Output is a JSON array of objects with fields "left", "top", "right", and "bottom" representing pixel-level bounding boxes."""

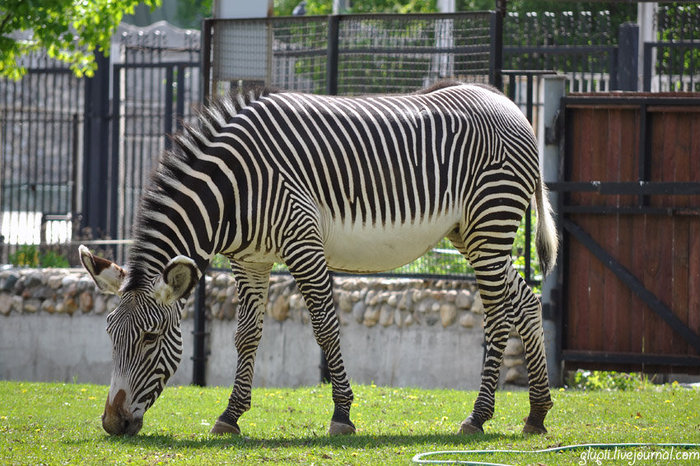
[
  {"left": 522, "top": 423, "right": 547, "bottom": 435},
  {"left": 328, "top": 420, "right": 356, "bottom": 435},
  {"left": 459, "top": 421, "right": 484, "bottom": 435},
  {"left": 210, "top": 420, "right": 241, "bottom": 435}
]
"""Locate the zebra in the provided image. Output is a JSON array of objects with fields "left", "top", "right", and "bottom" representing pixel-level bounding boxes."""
[{"left": 79, "top": 80, "right": 558, "bottom": 437}]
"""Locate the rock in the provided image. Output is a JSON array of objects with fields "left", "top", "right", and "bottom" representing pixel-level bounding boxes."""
[
  {"left": 289, "top": 294, "right": 305, "bottom": 312},
  {"left": 393, "top": 309, "right": 403, "bottom": 328},
  {"left": 397, "top": 292, "right": 412, "bottom": 311},
  {"left": 455, "top": 290, "right": 473, "bottom": 309},
  {"left": 24, "top": 299, "right": 41, "bottom": 313},
  {"left": 415, "top": 298, "right": 435, "bottom": 314},
  {"left": 504, "top": 366, "right": 527, "bottom": 385},
  {"left": 93, "top": 294, "right": 107, "bottom": 315},
  {"left": 11, "top": 296, "right": 23, "bottom": 313},
  {"left": 62, "top": 297, "right": 78, "bottom": 315},
  {"left": 403, "top": 312, "right": 415, "bottom": 327},
  {"left": 379, "top": 304, "right": 394, "bottom": 327},
  {"left": 363, "top": 306, "right": 380, "bottom": 327},
  {"left": 338, "top": 292, "right": 353, "bottom": 313},
  {"left": 459, "top": 312, "right": 476, "bottom": 328},
  {"left": 352, "top": 301, "right": 366, "bottom": 323},
  {"left": 504, "top": 356, "right": 523, "bottom": 368},
  {"left": 431, "top": 301, "right": 441, "bottom": 313},
  {"left": 79, "top": 292, "right": 94, "bottom": 312},
  {"left": 471, "top": 293, "right": 484, "bottom": 314},
  {"left": 41, "top": 299, "right": 56, "bottom": 314},
  {"left": 425, "top": 313, "right": 439, "bottom": 326},
  {"left": 270, "top": 296, "right": 289, "bottom": 321},
  {"left": 0, "top": 295, "right": 13, "bottom": 315},
  {"left": 26, "top": 271, "right": 44, "bottom": 288},
  {"left": 439, "top": 303, "right": 457, "bottom": 327},
  {"left": 387, "top": 294, "right": 398, "bottom": 307},
  {"left": 504, "top": 337, "right": 524, "bottom": 357},
  {"left": 444, "top": 290, "right": 457, "bottom": 303},
  {"left": 220, "top": 299, "right": 236, "bottom": 320},
  {"left": 1, "top": 273, "right": 19, "bottom": 292},
  {"left": 61, "top": 275, "right": 78, "bottom": 289}
]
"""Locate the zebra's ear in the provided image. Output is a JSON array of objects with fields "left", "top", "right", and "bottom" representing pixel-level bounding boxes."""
[
  {"left": 154, "top": 256, "right": 198, "bottom": 305},
  {"left": 78, "top": 245, "right": 126, "bottom": 295}
]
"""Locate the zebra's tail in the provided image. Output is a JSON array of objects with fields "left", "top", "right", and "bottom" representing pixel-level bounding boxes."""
[{"left": 534, "top": 174, "right": 559, "bottom": 276}]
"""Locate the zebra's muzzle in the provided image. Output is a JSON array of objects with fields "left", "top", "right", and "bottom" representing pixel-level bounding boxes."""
[{"left": 102, "top": 389, "right": 143, "bottom": 436}]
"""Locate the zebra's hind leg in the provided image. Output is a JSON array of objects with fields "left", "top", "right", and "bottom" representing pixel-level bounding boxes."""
[
  {"left": 461, "top": 256, "right": 515, "bottom": 434},
  {"left": 509, "top": 270, "right": 552, "bottom": 434},
  {"left": 448, "top": 228, "right": 515, "bottom": 434},
  {"left": 211, "top": 261, "right": 272, "bottom": 435},
  {"left": 284, "top": 241, "right": 355, "bottom": 435}
]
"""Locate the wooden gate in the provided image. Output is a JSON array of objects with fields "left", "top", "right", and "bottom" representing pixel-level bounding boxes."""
[{"left": 556, "top": 93, "right": 700, "bottom": 374}]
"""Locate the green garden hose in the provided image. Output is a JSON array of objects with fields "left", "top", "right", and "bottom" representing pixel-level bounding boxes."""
[{"left": 412, "top": 443, "right": 700, "bottom": 465}]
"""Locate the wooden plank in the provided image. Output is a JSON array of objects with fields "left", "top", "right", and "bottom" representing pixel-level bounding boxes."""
[
  {"left": 689, "top": 219, "right": 700, "bottom": 356},
  {"left": 672, "top": 217, "right": 690, "bottom": 356}
]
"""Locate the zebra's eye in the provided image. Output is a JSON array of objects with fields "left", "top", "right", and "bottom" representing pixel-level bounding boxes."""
[{"left": 143, "top": 332, "right": 159, "bottom": 344}]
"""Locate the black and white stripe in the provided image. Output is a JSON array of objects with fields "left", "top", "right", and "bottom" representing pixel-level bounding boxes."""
[{"left": 122, "top": 80, "right": 558, "bottom": 434}]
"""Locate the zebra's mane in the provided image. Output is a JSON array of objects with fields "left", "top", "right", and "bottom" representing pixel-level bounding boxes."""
[{"left": 124, "top": 86, "right": 278, "bottom": 291}]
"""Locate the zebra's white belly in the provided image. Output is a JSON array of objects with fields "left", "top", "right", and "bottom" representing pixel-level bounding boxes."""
[{"left": 322, "top": 213, "right": 461, "bottom": 273}]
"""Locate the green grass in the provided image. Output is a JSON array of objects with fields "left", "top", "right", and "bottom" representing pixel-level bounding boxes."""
[{"left": 1, "top": 381, "right": 699, "bottom": 465}]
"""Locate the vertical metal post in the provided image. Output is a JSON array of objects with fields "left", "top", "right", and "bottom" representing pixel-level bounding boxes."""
[
  {"left": 643, "top": 43, "right": 653, "bottom": 92},
  {"left": 524, "top": 73, "right": 533, "bottom": 283},
  {"left": 326, "top": 15, "right": 340, "bottom": 96},
  {"left": 616, "top": 23, "right": 639, "bottom": 91},
  {"left": 201, "top": 19, "right": 213, "bottom": 103},
  {"left": 192, "top": 276, "right": 208, "bottom": 386},
  {"left": 82, "top": 50, "right": 111, "bottom": 239},
  {"left": 489, "top": 0, "right": 505, "bottom": 90},
  {"left": 538, "top": 74, "right": 566, "bottom": 387}
]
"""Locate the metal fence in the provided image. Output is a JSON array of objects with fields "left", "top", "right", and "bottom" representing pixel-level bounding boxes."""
[
  {"left": 0, "top": 54, "right": 84, "bottom": 264},
  {"left": 2, "top": 8, "right": 699, "bottom": 274},
  {"left": 204, "top": 12, "right": 494, "bottom": 100}
]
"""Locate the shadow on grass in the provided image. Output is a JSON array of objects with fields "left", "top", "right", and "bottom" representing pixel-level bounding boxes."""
[{"left": 65, "top": 432, "right": 524, "bottom": 450}]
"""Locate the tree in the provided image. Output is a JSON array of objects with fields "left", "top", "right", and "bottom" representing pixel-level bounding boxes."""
[{"left": 0, "top": 0, "right": 160, "bottom": 80}]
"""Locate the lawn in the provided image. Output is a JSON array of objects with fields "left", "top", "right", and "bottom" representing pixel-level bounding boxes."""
[{"left": 1, "top": 380, "right": 699, "bottom": 465}]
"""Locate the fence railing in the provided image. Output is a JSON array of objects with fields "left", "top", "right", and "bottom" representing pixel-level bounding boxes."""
[{"left": 3, "top": 8, "right": 699, "bottom": 277}]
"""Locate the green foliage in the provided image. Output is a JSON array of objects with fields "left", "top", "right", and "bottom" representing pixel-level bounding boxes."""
[
  {"left": 9, "top": 245, "right": 70, "bottom": 268},
  {"left": 568, "top": 370, "right": 649, "bottom": 391},
  {"left": 303, "top": 0, "right": 437, "bottom": 15},
  {"left": 1, "top": 381, "right": 699, "bottom": 464},
  {"left": 8, "top": 245, "right": 39, "bottom": 267},
  {"left": 173, "top": 0, "right": 213, "bottom": 29},
  {"left": 0, "top": 0, "right": 160, "bottom": 80}
]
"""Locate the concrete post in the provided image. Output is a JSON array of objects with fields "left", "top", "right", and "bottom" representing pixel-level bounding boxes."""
[{"left": 538, "top": 74, "right": 566, "bottom": 387}]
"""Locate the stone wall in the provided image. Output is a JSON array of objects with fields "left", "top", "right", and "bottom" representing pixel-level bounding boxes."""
[{"left": 0, "top": 267, "right": 528, "bottom": 388}]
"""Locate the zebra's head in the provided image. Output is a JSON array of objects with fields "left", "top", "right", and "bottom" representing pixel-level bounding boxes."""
[{"left": 79, "top": 245, "right": 198, "bottom": 436}]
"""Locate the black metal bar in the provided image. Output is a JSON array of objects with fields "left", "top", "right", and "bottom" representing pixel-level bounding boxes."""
[
  {"left": 192, "top": 276, "right": 208, "bottom": 386},
  {"left": 201, "top": 19, "right": 213, "bottom": 104},
  {"left": 81, "top": 50, "right": 111, "bottom": 238},
  {"left": 176, "top": 64, "right": 186, "bottom": 133},
  {"left": 560, "top": 205, "right": 700, "bottom": 216},
  {"left": 489, "top": 4, "right": 504, "bottom": 90},
  {"left": 110, "top": 61, "right": 121, "bottom": 242},
  {"left": 616, "top": 22, "right": 638, "bottom": 91},
  {"left": 547, "top": 181, "right": 700, "bottom": 195},
  {"left": 561, "top": 218, "right": 700, "bottom": 354},
  {"left": 326, "top": 15, "right": 340, "bottom": 96},
  {"left": 164, "top": 65, "right": 174, "bottom": 150},
  {"left": 563, "top": 350, "right": 700, "bottom": 368},
  {"left": 562, "top": 95, "right": 700, "bottom": 107}
]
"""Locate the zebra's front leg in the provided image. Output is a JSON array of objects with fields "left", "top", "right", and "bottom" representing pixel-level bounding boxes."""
[
  {"left": 211, "top": 262, "right": 272, "bottom": 435},
  {"left": 509, "top": 270, "right": 553, "bottom": 434},
  {"left": 461, "top": 260, "right": 514, "bottom": 434},
  {"left": 285, "top": 244, "right": 355, "bottom": 435}
]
